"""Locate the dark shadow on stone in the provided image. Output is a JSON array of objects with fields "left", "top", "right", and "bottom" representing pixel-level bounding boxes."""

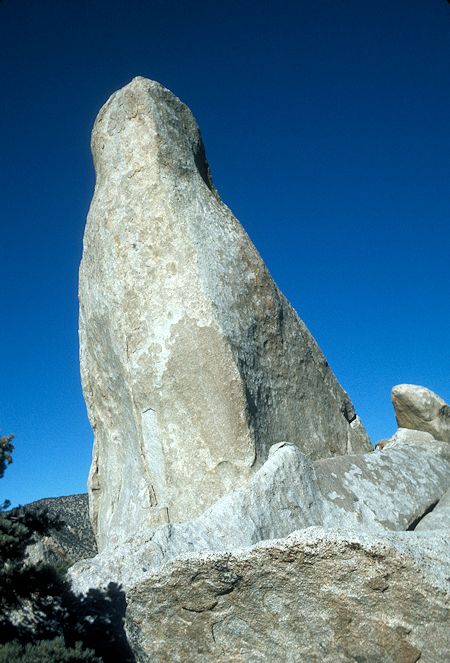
[
  {"left": 407, "top": 501, "right": 438, "bottom": 531},
  {"left": 341, "top": 399, "right": 357, "bottom": 424},
  {"left": 62, "top": 582, "right": 135, "bottom": 662},
  {"left": 193, "top": 137, "right": 215, "bottom": 192}
]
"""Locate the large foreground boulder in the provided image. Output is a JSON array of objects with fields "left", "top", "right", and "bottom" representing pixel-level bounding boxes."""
[
  {"left": 126, "top": 527, "right": 450, "bottom": 663},
  {"left": 79, "top": 77, "right": 370, "bottom": 550},
  {"left": 69, "top": 432, "right": 450, "bottom": 593},
  {"left": 392, "top": 384, "right": 450, "bottom": 442}
]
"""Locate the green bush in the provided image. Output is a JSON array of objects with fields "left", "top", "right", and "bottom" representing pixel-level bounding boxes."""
[{"left": 0, "top": 638, "right": 99, "bottom": 662}]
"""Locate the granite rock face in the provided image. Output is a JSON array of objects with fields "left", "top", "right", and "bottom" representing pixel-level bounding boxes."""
[
  {"left": 126, "top": 528, "right": 450, "bottom": 663},
  {"left": 314, "top": 432, "right": 450, "bottom": 532},
  {"left": 392, "top": 384, "right": 450, "bottom": 442},
  {"left": 24, "top": 494, "right": 97, "bottom": 565},
  {"left": 79, "top": 77, "right": 370, "bottom": 550},
  {"left": 69, "top": 433, "right": 450, "bottom": 593},
  {"left": 77, "top": 78, "right": 449, "bottom": 661}
]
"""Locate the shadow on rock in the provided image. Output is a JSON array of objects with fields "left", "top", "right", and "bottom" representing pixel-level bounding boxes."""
[{"left": 63, "top": 582, "right": 135, "bottom": 662}]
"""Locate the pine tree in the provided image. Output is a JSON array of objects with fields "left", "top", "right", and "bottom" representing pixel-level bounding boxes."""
[
  {"left": 0, "top": 433, "right": 14, "bottom": 480},
  {"left": 0, "top": 435, "right": 134, "bottom": 662}
]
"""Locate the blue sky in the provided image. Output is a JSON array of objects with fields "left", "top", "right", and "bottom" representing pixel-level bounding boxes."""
[{"left": 1, "top": 0, "right": 449, "bottom": 505}]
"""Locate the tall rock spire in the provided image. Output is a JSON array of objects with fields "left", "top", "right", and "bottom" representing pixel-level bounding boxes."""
[{"left": 79, "top": 77, "right": 370, "bottom": 550}]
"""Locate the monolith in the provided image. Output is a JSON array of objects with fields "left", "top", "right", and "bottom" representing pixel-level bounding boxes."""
[{"left": 79, "top": 77, "right": 370, "bottom": 550}]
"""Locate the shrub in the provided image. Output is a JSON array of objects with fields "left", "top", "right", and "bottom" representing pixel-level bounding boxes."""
[{"left": 0, "top": 638, "right": 99, "bottom": 662}]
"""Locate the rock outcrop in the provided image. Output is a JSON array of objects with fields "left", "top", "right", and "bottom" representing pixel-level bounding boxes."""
[
  {"left": 79, "top": 77, "right": 370, "bottom": 550},
  {"left": 69, "top": 432, "right": 450, "bottom": 593},
  {"left": 76, "top": 77, "right": 450, "bottom": 662},
  {"left": 392, "top": 384, "right": 450, "bottom": 442},
  {"left": 126, "top": 528, "right": 450, "bottom": 663}
]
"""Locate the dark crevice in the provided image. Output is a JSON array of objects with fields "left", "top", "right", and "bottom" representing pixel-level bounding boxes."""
[
  {"left": 439, "top": 404, "right": 450, "bottom": 418},
  {"left": 407, "top": 500, "right": 439, "bottom": 531},
  {"left": 341, "top": 399, "right": 357, "bottom": 424},
  {"left": 194, "top": 138, "right": 215, "bottom": 191}
]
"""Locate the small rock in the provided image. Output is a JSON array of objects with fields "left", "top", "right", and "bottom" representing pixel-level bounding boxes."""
[
  {"left": 392, "top": 384, "right": 450, "bottom": 442},
  {"left": 375, "top": 438, "right": 390, "bottom": 450}
]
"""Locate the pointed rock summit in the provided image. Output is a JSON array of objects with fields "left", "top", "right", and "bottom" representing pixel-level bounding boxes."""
[{"left": 79, "top": 77, "right": 370, "bottom": 550}]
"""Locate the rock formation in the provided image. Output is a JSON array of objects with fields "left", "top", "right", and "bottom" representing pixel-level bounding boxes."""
[
  {"left": 126, "top": 528, "right": 450, "bottom": 663},
  {"left": 70, "top": 423, "right": 450, "bottom": 660},
  {"left": 392, "top": 384, "right": 450, "bottom": 442},
  {"left": 70, "top": 431, "right": 450, "bottom": 593},
  {"left": 75, "top": 78, "right": 450, "bottom": 662},
  {"left": 79, "top": 77, "right": 370, "bottom": 550}
]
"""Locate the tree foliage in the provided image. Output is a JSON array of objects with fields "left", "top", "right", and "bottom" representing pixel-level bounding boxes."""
[
  {"left": 0, "top": 434, "right": 14, "bottom": 480},
  {"left": 0, "top": 436, "right": 134, "bottom": 662}
]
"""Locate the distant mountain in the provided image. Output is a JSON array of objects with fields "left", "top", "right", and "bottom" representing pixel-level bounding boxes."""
[{"left": 24, "top": 493, "right": 97, "bottom": 565}]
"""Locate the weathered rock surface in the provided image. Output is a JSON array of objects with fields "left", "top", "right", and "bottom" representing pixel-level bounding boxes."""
[
  {"left": 392, "top": 384, "right": 450, "bottom": 442},
  {"left": 125, "top": 527, "right": 450, "bottom": 663},
  {"left": 416, "top": 487, "right": 450, "bottom": 531},
  {"left": 315, "top": 432, "right": 450, "bottom": 532},
  {"left": 24, "top": 494, "right": 97, "bottom": 565},
  {"left": 79, "top": 76, "right": 370, "bottom": 550},
  {"left": 381, "top": 427, "right": 444, "bottom": 448},
  {"left": 69, "top": 433, "right": 450, "bottom": 593}
]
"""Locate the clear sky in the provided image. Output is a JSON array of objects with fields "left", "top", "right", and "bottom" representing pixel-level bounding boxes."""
[{"left": 1, "top": 0, "right": 449, "bottom": 506}]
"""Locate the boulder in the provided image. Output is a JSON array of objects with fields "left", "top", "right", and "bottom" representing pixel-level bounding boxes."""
[
  {"left": 380, "top": 427, "right": 443, "bottom": 448},
  {"left": 79, "top": 77, "right": 370, "bottom": 550},
  {"left": 392, "top": 384, "right": 450, "bottom": 442},
  {"left": 314, "top": 432, "right": 450, "bottom": 532},
  {"left": 69, "top": 433, "right": 450, "bottom": 593},
  {"left": 125, "top": 527, "right": 450, "bottom": 663}
]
